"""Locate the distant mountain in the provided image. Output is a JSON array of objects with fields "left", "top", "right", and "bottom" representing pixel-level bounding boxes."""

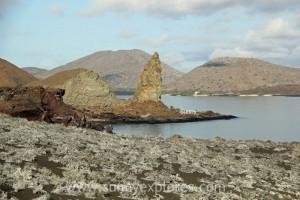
[
  {"left": 25, "top": 50, "right": 183, "bottom": 91},
  {"left": 28, "top": 68, "right": 86, "bottom": 88},
  {"left": 168, "top": 57, "right": 300, "bottom": 95},
  {"left": 22, "top": 67, "right": 49, "bottom": 80},
  {"left": 0, "top": 58, "right": 38, "bottom": 87}
]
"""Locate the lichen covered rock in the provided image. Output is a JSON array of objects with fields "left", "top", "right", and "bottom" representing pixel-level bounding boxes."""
[
  {"left": 133, "top": 52, "right": 162, "bottom": 102},
  {"left": 58, "top": 69, "right": 117, "bottom": 112},
  {"left": 1, "top": 114, "right": 299, "bottom": 199}
]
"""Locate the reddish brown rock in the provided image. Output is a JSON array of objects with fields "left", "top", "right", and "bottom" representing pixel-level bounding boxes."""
[
  {"left": 170, "top": 134, "right": 183, "bottom": 139},
  {"left": 0, "top": 86, "right": 79, "bottom": 124},
  {"left": 29, "top": 69, "right": 117, "bottom": 112}
]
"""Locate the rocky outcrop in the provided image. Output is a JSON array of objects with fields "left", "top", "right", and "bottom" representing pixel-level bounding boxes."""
[
  {"left": 0, "top": 86, "right": 78, "bottom": 124},
  {"left": 0, "top": 55, "right": 237, "bottom": 126},
  {"left": 113, "top": 100, "right": 236, "bottom": 123},
  {"left": 113, "top": 52, "right": 236, "bottom": 123},
  {"left": 0, "top": 86, "right": 236, "bottom": 126},
  {"left": 0, "top": 86, "right": 118, "bottom": 131},
  {"left": 30, "top": 69, "right": 118, "bottom": 112},
  {"left": 58, "top": 69, "right": 117, "bottom": 112},
  {"left": 133, "top": 52, "right": 162, "bottom": 102}
]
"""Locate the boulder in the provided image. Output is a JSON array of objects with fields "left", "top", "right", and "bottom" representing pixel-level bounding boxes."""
[
  {"left": 133, "top": 52, "right": 162, "bottom": 103},
  {"left": 0, "top": 86, "right": 79, "bottom": 124},
  {"left": 0, "top": 86, "right": 111, "bottom": 129},
  {"left": 105, "top": 125, "right": 114, "bottom": 134},
  {"left": 57, "top": 69, "right": 117, "bottom": 112}
]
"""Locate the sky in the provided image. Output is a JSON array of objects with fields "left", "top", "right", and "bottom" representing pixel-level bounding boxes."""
[{"left": 0, "top": 0, "right": 300, "bottom": 72}]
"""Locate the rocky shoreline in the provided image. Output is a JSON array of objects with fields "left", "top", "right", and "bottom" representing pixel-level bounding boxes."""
[
  {"left": 0, "top": 86, "right": 237, "bottom": 129},
  {"left": 89, "top": 111, "right": 236, "bottom": 124},
  {"left": 0, "top": 53, "right": 237, "bottom": 129},
  {"left": 0, "top": 114, "right": 299, "bottom": 200}
]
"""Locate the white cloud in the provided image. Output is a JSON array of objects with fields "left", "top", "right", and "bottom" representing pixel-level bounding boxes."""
[
  {"left": 76, "top": 1, "right": 300, "bottom": 69},
  {"left": 117, "top": 27, "right": 136, "bottom": 39},
  {"left": 288, "top": 46, "right": 300, "bottom": 67},
  {"left": 265, "top": 18, "right": 300, "bottom": 38},
  {"left": 209, "top": 18, "right": 300, "bottom": 66},
  {"left": 246, "top": 0, "right": 300, "bottom": 13},
  {"left": 49, "top": 4, "right": 65, "bottom": 16},
  {"left": 161, "top": 51, "right": 206, "bottom": 72},
  {"left": 140, "top": 35, "right": 170, "bottom": 47},
  {"left": 295, "top": 14, "right": 300, "bottom": 27},
  {"left": 79, "top": 0, "right": 299, "bottom": 17},
  {"left": 163, "top": 51, "right": 186, "bottom": 64},
  {"left": 246, "top": 18, "right": 300, "bottom": 50},
  {"left": 209, "top": 48, "right": 254, "bottom": 59}
]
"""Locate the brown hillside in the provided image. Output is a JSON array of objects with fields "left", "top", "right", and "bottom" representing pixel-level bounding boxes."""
[
  {"left": 25, "top": 49, "right": 183, "bottom": 91},
  {"left": 0, "top": 58, "right": 38, "bottom": 87},
  {"left": 22, "top": 67, "right": 49, "bottom": 79},
  {"left": 241, "top": 84, "right": 300, "bottom": 96},
  {"left": 169, "top": 57, "right": 300, "bottom": 94},
  {"left": 29, "top": 68, "right": 86, "bottom": 88}
]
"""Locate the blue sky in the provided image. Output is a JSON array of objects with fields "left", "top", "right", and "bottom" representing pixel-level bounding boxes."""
[{"left": 0, "top": 0, "right": 300, "bottom": 72}]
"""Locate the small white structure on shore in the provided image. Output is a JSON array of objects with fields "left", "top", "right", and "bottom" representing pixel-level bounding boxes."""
[
  {"left": 193, "top": 91, "right": 209, "bottom": 96},
  {"left": 180, "top": 109, "right": 197, "bottom": 115}
]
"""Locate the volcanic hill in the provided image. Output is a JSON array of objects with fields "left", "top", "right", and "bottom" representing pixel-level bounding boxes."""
[
  {"left": 28, "top": 68, "right": 86, "bottom": 88},
  {"left": 0, "top": 58, "right": 38, "bottom": 87},
  {"left": 168, "top": 57, "right": 300, "bottom": 95},
  {"left": 23, "top": 49, "right": 183, "bottom": 91},
  {"left": 22, "top": 67, "right": 49, "bottom": 79}
]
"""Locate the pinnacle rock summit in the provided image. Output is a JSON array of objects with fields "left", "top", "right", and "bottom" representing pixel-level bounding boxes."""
[{"left": 133, "top": 52, "right": 162, "bottom": 103}]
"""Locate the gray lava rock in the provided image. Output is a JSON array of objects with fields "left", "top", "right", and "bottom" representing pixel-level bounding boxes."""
[
  {"left": 105, "top": 124, "right": 114, "bottom": 134},
  {"left": 0, "top": 114, "right": 299, "bottom": 199}
]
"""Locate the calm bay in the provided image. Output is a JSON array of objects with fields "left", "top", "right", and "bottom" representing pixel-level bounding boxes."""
[{"left": 114, "top": 96, "right": 300, "bottom": 142}]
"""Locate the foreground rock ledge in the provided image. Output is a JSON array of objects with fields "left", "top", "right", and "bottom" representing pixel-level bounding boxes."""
[{"left": 0, "top": 114, "right": 299, "bottom": 200}]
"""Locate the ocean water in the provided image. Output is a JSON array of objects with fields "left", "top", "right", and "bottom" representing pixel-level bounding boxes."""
[{"left": 113, "top": 96, "right": 300, "bottom": 142}]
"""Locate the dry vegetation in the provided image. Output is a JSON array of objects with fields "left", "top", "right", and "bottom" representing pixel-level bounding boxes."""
[
  {"left": 0, "top": 58, "right": 38, "bottom": 87},
  {"left": 169, "top": 57, "right": 300, "bottom": 94},
  {"left": 28, "top": 68, "right": 86, "bottom": 88}
]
